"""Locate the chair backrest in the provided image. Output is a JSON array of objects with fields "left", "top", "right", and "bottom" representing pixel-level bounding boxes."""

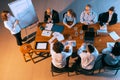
[{"left": 92, "top": 54, "right": 103, "bottom": 70}]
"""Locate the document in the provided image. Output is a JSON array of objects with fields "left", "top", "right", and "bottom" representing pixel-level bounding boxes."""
[
  {"left": 109, "top": 31, "right": 120, "bottom": 41},
  {"left": 97, "top": 24, "right": 108, "bottom": 35},
  {"left": 41, "top": 30, "right": 52, "bottom": 37},
  {"left": 53, "top": 32, "right": 64, "bottom": 41},
  {"left": 107, "top": 42, "right": 115, "bottom": 48},
  {"left": 45, "top": 23, "right": 53, "bottom": 30},
  {"left": 36, "top": 42, "right": 48, "bottom": 49},
  {"left": 65, "top": 40, "right": 76, "bottom": 47}
]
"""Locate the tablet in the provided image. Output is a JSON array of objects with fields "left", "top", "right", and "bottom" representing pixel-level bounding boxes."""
[{"left": 35, "top": 42, "right": 48, "bottom": 50}]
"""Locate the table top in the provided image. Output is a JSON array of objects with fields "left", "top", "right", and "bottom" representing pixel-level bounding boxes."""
[{"left": 34, "top": 22, "right": 120, "bottom": 53}]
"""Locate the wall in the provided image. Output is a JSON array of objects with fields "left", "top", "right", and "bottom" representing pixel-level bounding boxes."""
[
  {"left": 0, "top": 0, "right": 120, "bottom": 23},
  {"left": 33, "top": 0, "right": 120, "bottom": 22}
]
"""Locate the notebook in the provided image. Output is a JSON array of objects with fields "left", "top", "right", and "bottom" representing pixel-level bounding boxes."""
[
  {"left": 51, "top": 24, "right": 64, "bottom": 33},
  {"left": 84, "top": 31, "right": 95, "bottom": 43}
]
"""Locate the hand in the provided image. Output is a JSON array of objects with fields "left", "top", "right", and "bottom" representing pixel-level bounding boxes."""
[
  {"left": 15, "top": 20, "right": 19, "bottom": 24},
  {"left": 89, "top": 21, "right": 94, "bottom": 24},
  {"left": 83, "top": 22, "right": 88, "bottom": 25},
  {"left": 48, "top": 18, "right": 52, "bottom": 23}
]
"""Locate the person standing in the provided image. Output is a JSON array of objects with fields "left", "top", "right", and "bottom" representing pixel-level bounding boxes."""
[{"left": 1, "top": 11, "right": 22, "bottom": 46}]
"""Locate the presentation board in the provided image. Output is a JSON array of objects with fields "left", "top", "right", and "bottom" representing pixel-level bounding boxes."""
[{"left": 8, "top": 0, "right": 38, "bottom": 28}]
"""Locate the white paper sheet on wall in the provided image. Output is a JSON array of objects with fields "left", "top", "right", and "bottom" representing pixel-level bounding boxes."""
[{"left": 109, "top": 31, "right": 120, "bottom": 41}]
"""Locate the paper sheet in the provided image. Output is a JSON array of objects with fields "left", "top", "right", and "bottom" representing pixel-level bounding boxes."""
[
  {"left": 45, "top": 23, "right": 53, "bottom": 30},
  {"left": 53, "top": 32, "right": 64, "bottom": 41},
  {"left": 109, "top": 31, "right": 120, "bottom": 41},
  {"left": 107, "top": 42, "right": 115, "bottom": 48},
  {"left": 64, "top": 40, "right": 76, "bottom": 47},
  {"left": 41, "top": 30, "right": 52, "bottom": 37},
  {"left": 36, "top": 43, "right": 47, "bottom": 49}
]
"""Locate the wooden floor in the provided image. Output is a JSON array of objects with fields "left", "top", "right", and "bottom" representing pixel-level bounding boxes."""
[
  {"left": 0, "top": 0, "right": 120, "bottom": 79},
  {"left": 0, "top": 22, "right": 120, "bottom": 80}
]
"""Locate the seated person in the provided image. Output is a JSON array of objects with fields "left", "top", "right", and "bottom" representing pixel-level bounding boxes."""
[
  {"left": 63, "top": 9, "right": 76, "bottom": 28},
  {"left": 77, "top": 43, "right": 99, "bottom": 70},
  {"left": 50, "top": 41, "right": 73, "bottom": 72},
  {"left": 80, "top": 4, "right": 97, "bottom": 25},
  {"left": 44, "top": 8, "right": 59, "bottom": 23},
  {"left": 98, "top": 6, "right": 117, "bottom": 27},
  {"left": 102, "top": 42, "right": 120, "bottom": 67}
]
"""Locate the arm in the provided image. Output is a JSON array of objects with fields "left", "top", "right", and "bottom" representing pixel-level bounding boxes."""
[
  {"left": 70, "top": 17, "right": 77, "bottom": 28},
  {"left": 52, "top": 11, "right": 59, "bottom": 23},
  {"left": 92, "top": 11, "right": 98, "bottom": 24},
  {"left": 44, "top": 11, "right": 48, "bottom": 23},
  {"left": 109, "top": 13, "right": 117, "bottom": 25},
  {"left": 63, "top": 45, "right": 73, "bottom": 57},
  {"left": 63, "top": 14, "right": 71, "bottom": 28},
  {"left": 77, "top": 43, "right": 86, "bottom": 55},
  {"left": 80, "top": 11, "right": 85, "bottom": 24}
]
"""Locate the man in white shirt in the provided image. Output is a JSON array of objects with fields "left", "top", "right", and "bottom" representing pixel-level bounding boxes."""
[
  {"left": 50, "top": 41, "right": 73, "bottom": 72},
  {"left": 77, "top": 43, "right": 99, "bottom": 70}
]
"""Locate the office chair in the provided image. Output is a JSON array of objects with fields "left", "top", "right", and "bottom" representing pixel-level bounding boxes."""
[
  {"left": 100, "top": 54, "right": 120, "bottom": 75},
  {"left": 51, "top": 63, "right": 70, "bottom": 77}
]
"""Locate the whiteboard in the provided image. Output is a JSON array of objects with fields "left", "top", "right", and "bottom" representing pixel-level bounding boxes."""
[{"left": 8, "top": 0, "right": 38, "bottom": 28}]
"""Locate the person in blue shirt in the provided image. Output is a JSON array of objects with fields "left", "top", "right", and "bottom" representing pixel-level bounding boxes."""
[
  {"left": 80, "top": 4, "right": 97, "bottom": 25},
  {"left": 63, "top": 9, "right": 76, "bottom": 28},
  {"left": 102, "top": 42, "right": 120, "bottom": 67}
]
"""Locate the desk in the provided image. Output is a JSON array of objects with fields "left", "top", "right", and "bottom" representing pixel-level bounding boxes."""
[{"left": 34, "top": 22, "right": 120, "bottom": 53}]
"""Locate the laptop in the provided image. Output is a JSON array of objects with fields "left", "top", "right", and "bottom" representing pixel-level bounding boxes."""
[
  {"left": 84, "top": 31, "right": 95, "bottom": 43},
  {"left": 82, "top": 25, "right": 88, "bottom": 31}
]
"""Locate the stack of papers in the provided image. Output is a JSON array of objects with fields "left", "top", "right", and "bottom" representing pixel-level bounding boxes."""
[
  {"left": 45, "top": 23, "right": 53, "bottom": 30},
  {"left": 53, "top": 32, "right": 64, "bottom": 41},
  {"left": 109, "top": 31, "right": 120, "bottom": 41},
  {"left": 41, "top": 30, "right": 52, "bottom": 37}
]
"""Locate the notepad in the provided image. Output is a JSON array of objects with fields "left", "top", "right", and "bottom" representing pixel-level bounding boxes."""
[
  {"left": 41, "top": 30, "right": 52, "bottom": 37},
  {"left": 45, "top": 23, "right": 53, "bottom": 30},
  {"left": 109, "top": 31, "right": 120, "bottom": 41}
]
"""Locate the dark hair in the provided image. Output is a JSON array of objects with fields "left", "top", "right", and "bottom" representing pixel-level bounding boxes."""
[
  {"left": 67, "top": 9, "right": 76, "bottom": 18},
  {"left": 86, "top": 4, "right": 92, "bottom": 8},
  {"left": 1, "top": 10, "right": 9, "bottom": 21},
  {"left": 109, "top": 6, "right": 115, "bottom": 11},
  {"left": 53, "top": 42, "right": 64, "bottom": 53},
  {"left": 88, "top": 44, "right": 95, "bottom": 53},
  {"left": 111, "top": 42, "right": 120, "bottom": 56}
]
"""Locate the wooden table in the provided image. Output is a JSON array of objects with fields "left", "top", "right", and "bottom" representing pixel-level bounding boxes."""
[{"left": 34, "top": 22, "right": 120, "bottom": 53}]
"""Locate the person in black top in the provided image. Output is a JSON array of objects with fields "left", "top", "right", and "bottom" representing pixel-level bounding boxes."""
[
  {"left": 44, "top": 8, "right": 59, "bottom": 23},
  {"left": 98, "top": 6, "right": 117, "bottom": 26}
]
